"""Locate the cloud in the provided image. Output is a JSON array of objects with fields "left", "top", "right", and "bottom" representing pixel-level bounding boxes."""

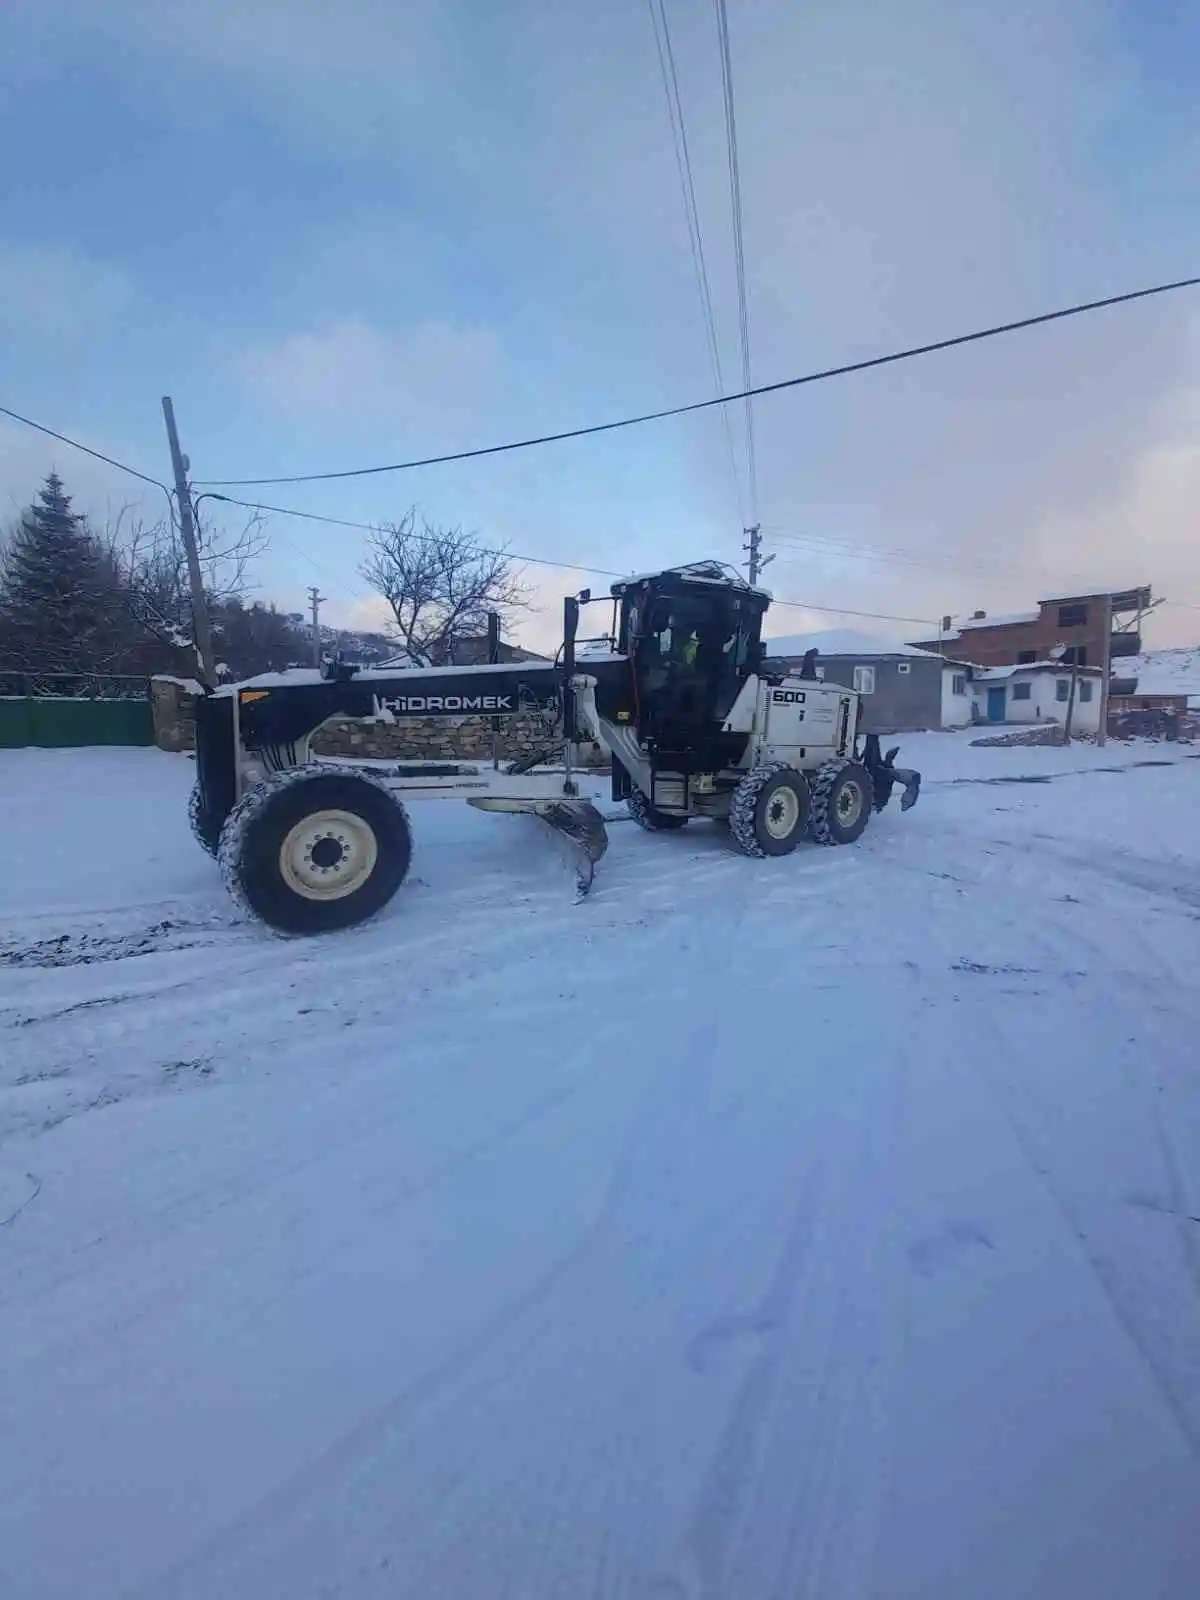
[
  {"left": 1018, "top": 381, "right": 1200, "bottom": 645},
  {"left": 0, "top": 421, "right": 163, "bottom": 530},
  {"left": 241, "top": 317, "right": 503, "bottom": 442},
  {"left": 6, "top": 0, "right": 1200, "bottom": 653},
  {"left": 9, "top": 0, "right": 452, "bottom": 159},
  {"left": 0, "top": 244, "right": 132, "bottom": 344}
]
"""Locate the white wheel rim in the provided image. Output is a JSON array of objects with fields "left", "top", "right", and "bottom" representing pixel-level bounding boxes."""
[
  {"left": 764, "top": 785, "right": 801, "bottom": 840},
  {"left": 836, "top": 780, "right": 863, "bottom": 827},
  {"left": 279, "top": 809, "right": 378, "bottom": 901}
]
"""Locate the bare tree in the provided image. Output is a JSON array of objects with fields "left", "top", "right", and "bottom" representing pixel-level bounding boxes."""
[
  {"left": 361, "top": 511, "right": 528, "bottom": 666},
  {"left": 113, "top": 501, "right": 269, "bottom": 673}
]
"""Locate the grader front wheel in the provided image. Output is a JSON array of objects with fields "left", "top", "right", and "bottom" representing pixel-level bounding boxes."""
[
  {"left": 729, "top": 762, "right": 811, "bottom": 857},
  {"left": 219, "top": 767, "right": 413, "bottom": 935}
]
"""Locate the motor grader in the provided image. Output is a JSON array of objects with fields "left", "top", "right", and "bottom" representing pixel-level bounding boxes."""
[{"left": 190, "top": 561, "right": 920, "bottom": 933}]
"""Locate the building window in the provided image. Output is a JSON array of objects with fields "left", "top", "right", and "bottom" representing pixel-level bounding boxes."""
[
  {"left": 1058, "top": 603, "right": 1089, "bottom": 627},
  {"left": 1079, "top": 680, "right": 1093, "bottom": 702},
  {"left": 897, "top": 662, "right": 911, "bottom": 675},
  {"left": 1017, "top": 650, "right": 1037, "bottom": 664},
  {"left": 1062, "top": 645, "right": 1088, "bottom": 666},
  {"left": 952, "top": 673, "right": 967, "bottom": 696},
  {"left": 853, "top": 664, "right": 875, "bottom": 694},
  {"left": 1056, "top": 679, "right": 1070, "bottom": 702},
  {"left": 1012, "top": 682, "right": 1032, "bottom": 701}
]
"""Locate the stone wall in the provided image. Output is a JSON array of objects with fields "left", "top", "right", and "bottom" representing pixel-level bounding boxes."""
[
  {"left": 150, "top": 677, "right": 201, "bottom": 752},
  {"left": 311, "top": 711, "right": 558, "bottom": 762}
]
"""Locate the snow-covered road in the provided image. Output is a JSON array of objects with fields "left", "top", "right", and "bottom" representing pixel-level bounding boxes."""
[{"left": 2, "top": 738, "right": 1199, "bottom": 1598}]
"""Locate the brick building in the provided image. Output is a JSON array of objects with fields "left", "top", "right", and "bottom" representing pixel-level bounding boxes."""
[{"left": 911, "top": 586, "right": 1152, "bottom": 670}]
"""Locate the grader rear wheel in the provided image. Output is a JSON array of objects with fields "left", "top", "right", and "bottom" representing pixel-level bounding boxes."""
[{"left": 809, "top": 758, "right": 874, "bottom": 846}]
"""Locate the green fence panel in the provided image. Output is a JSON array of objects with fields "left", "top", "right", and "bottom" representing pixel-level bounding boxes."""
[
  {"left": 0, "top": 696, "right": 153, "bottom": 748},
  {"left": 0, "top": 699, "right": 35, "bottom": 748}
]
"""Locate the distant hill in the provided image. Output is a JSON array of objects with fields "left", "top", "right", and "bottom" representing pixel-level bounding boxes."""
[{"left": 763, "top": 627, "right": 928, "bottom": 658}]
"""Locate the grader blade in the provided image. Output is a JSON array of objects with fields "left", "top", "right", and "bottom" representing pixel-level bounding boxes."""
[{"left": 467, "top": 796, "right": 609, "bottom": 897}]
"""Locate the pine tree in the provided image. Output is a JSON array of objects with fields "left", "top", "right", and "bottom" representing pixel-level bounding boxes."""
[{"left": 0, "top": 473, "right": 126, "bottom": 673}]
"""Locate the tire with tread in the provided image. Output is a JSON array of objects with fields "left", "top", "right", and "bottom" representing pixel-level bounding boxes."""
[
  {"left": 729, "top": 761, "right": 811, "bottom": 857},
  {"left": 218, "top": 765, "right": 412, "bottom": 935},
  {"left": 627, "top": 786, "right": 688, "bottom": 832},
  {"left": 188, "top": 782, "right": 223, "bottom": 858},
  {"left": 809, "top": 757, "right": 874, "bottom": 846}
]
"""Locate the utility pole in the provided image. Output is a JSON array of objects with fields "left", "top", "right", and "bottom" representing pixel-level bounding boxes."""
[
  {"left": 1097, "top": 591, "right": 1112, "bottom": 747},
  {"left": 743, "top": 524, "right": 773, "bottom": 586},
  {"left": 307, "top": 585, "right": 326, "bottom": 668},
  {"left": 1062, "top": 655, "right": 1080, "bottom": 745},
  {"left": 161, "top": 397, "right": 216, "bottom": 687}
]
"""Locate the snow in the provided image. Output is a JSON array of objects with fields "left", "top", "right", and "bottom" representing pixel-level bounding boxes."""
[
  {"left": 958, "top": 609, "right": 1041, "bottom": 630},
  {"left": 151, "top": 674, "right": 206, "bottom": 695},
  {"left": 974, "top": 661, "right": 1102, "bottom": 680},
  {"left": 222, "top": 659, "right": 560, "bottom": 693},
  {"left": 1121, "top": 645, "right": 1200, "bottom": 703},
  {"left": 616, "top": 563, "right": 771, "bottom": 597},
  {"left": 764, "top": 627, "right": 929, "bottom": 658},
  {"left": 3, "top": 735, "right": 1200, "bottom": 1598}
]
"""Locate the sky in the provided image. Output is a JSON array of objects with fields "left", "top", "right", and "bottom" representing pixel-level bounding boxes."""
[{"left": 1, "top": 0, "right": 1198, "bottom": 652}]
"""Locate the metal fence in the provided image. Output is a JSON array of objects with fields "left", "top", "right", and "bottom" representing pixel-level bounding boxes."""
[{"left": 0, "top": 673, "right": 154, "bottom": 748}]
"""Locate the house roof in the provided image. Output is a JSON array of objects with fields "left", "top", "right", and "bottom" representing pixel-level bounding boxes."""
[
  {"left": 1118, "top": 646, "right": 1200, "bottom": 700},
  {"left": 958, "top": 610, "right": 1040, "bottom": 632},
  {"left": 972, "top": 661, "right": 1102, "bottom": 682},
  {"left": 1039, "top": 584, "right": 1151, "bottom": 607},
  {"left": 763, "top": 627, "right": 928, "bottom": 659}
]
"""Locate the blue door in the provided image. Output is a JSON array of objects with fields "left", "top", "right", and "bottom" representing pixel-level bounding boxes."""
[{"left": 987, "top": 685, "right": 1007, "bottom": 722}]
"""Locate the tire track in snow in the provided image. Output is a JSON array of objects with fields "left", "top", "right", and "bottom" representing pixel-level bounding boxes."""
[
  {"left": 960, "top": 991, "right": 1200, "bottom": 1463},
  {"left": 134, "top": 862, "right": 913, "bottom": 1599}
]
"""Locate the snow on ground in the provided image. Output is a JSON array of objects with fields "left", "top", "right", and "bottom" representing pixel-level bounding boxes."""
[{"left": 2, "top": 734, "right": 1200, "bottom": 1598}]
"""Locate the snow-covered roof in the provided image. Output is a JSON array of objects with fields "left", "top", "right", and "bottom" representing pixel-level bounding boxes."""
[
  {"left": 1040, "top": 584, "right": 1151, "bottom": 605},
  {"left": 1118, "top": 646, "right": 1200, "bottom": 700},
  {"left": 973, "top": 661, "right": 1102, "bottom": 681},
  {"left": 763, "top": 628, "right": 927, "bottom": 659},
  {"left": 958, "top": 610, "right": 1040, "bottom": 631}
]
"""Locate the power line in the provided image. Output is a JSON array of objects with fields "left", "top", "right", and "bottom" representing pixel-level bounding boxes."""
[
  {"left": 204, "top": 490, "right": 934, "bottom": 624},
  {"left": 773, "top": 528, "right": 1200, "bottom": 614},
  {"left": 195, "top": 273, "right": 1200, "bottom": 488},
  {"left": 647, "top": 0, "right": 744, "bottom": 520},
  {"left": 205, "top": 492, "right": 627, "bottom": 580},
  {"left": 714, "top": 0, "right": 757, "bottom": 519},
  {"left": 768, "top": 526, "right": 1010, "bottom": 583},
  {"left": 0, "top": 402, "right": 170, "bottom": 495}
]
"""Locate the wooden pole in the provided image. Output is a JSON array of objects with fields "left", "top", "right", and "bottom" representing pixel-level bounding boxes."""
[{"left": 161, "top": 398, "right": 216, "bottom": 686}]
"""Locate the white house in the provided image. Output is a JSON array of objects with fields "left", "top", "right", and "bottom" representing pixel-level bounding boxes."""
[
  {"left": 971, "top": 662, "right": 1103, "bottom": 732},
  {"left": 940, "top": 663, "right": 974, "bottom": 729}
]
